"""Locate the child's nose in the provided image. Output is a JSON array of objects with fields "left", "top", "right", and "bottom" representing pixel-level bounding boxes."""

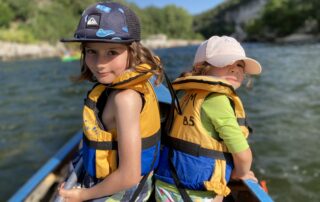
[
  {"left": 96, "top": 54, "right": 110, "bottom": 67},
  {"left": 96, "top": 62, "right": 108, "bottom": 71},
  {"left": 230, "top": 66, "right": 239, "bottom": 73}
]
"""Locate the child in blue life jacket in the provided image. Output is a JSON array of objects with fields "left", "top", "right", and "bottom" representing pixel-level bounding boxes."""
[
  {"left": 155, "top": 35, "right": 262, "bottom": 202},
  {"left": 59, "top": 2, "right": 163, "bottom": 201}
]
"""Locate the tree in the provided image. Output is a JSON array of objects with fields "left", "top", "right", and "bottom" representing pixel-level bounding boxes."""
[
  {"left": 162, "top": 5, "right": 193, "bottom": 38},
  {"left": 0, "top": 2, "right": 13, "bottom": 27},
  {"left": 245, "top": 0, "right": 319, "bottom": 40},
  {"left": 27, "top": 2, "right": 79, "bottom": 42},
  {"left": 3, "top": 0, "right": 35, "bottom": 21}
]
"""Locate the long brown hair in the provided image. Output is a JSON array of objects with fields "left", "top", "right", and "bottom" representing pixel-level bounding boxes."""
[
  {"left": 179, "top": 62, "right": 212, "bottom": 77},
  {"left": 73, "top": 42, "right": 163, "bottom": 85},
  {"left": 180, "top": 62, "right": 254, "bottom": 89}
]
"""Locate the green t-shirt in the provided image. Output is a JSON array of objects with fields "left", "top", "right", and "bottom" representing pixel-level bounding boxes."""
[{"left": 201, "top": 93, "right": 249, "bottom": 153}]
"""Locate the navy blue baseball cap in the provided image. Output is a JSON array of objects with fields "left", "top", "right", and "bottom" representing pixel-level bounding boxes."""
[{"left": 61, "top": 2, "right": 140, "bottom": 43}]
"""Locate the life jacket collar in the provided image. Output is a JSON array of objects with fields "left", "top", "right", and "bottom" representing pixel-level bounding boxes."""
[{"left": 110, "top": 64, "right": 154, "bottom": 90}]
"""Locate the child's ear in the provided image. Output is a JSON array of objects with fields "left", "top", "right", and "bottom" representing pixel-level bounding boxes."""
[{"left": 245, "top": 76, "right": 254, "bottom": 90}]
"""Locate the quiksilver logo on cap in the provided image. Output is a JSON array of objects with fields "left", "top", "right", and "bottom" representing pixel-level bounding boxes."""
[
  {"left": 85, "top": 14, "right": 100, "bottom": 28},
  {"left": 87, "top": 17, "right": 98, "bottom": 26}
]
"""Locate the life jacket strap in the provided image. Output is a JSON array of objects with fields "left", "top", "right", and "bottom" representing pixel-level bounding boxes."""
[
  {"left": 84, "top": 98, "right": 96, "bottom": 110},
  {"left": 168, "top": 148, "right": 193, "bottom": 202},
  {"left": 84, "top": 98, "right": 106, "bottom": 130},
  {"left": 142, "top": 130, "right": 161, "bottom": 149},
  {"left": 109, "top": 71, "right": 150, "bottom": 88},
  {"left": 237, "top": 118, "right": 246, "bottom": 126},
  {"left": 238, "top": 118, "right": 253, "bottom": 133},
  {"left": 129, "top": 135, "right": 160, "bottom": 202},
  {"left": 83, "top": 134, "right": 118, "bottom": 150},
  {"left": 83, "top": 131, "right": 161, "bottom": 150},
  {"left": 166, "top": 136, "right": 232, "bottom": 161}
]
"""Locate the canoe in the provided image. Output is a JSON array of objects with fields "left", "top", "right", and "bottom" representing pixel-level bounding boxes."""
[
  {"left": 8, "top": 81, "right": 273, "bottom": 202},
  {"left": 61, "top": 53, "right": 81, "bottom": 62}
]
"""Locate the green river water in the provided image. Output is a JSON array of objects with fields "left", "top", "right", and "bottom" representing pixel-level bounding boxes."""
[{"left": 1, "top": 43, "right": 320, "bottom": 201}]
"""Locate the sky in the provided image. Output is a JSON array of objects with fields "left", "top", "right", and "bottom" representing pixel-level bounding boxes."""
[{"left": 126, "top": 0, "right": 225, "bottom": 15}]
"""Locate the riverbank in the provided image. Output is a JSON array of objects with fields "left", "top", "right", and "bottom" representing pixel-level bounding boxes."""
[
  {"left": 142, "top": 34, "right": 201, "bottom": 49},
  {"left": 0, "top": 41, "right": 64, "bottom": 61},
  {"left": 0, "top": 35, "right": 201, "bottom": 61},
  {"left": 2, "top": 33, "right": 320, "bottom": 61}
]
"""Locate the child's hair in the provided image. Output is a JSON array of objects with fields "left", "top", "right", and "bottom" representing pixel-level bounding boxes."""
[
  {"left": 75, "top": 41, "right": 163, "bottom": 84},
  {"left": 60, "top": 2, "right": 164, "bottom": 85},
  {"left": 180, "top": 61, "right": 254, "bottom": 89},
  {"left": 179, "top": 62, "right": 211, "bottom": 77}
]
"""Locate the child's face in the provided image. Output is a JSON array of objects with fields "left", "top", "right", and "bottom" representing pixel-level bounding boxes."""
[
  {"left": 85, "top": 42, "right": 129, "bottom": 84},
  {"left": 206, "top": 60, "right": 245, "bottom": 89}
]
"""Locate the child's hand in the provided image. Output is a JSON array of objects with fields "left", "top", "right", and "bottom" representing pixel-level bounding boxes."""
[
  {"left": 58, "top": 183, "right": 84, "bottom": 202},
  {"left": 231, "top": 170, "right": 258, "bottom": 183}
]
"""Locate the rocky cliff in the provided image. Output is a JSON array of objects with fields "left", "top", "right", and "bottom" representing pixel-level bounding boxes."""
[
  {"left": 224, "top": 0, "right": 268, "bottom": 40},
  {"left": 194, "top": 0, "right": 320, "bottom": 42},
  {"left": 194, "top": 0, "right": 268, "bottom": 41}
]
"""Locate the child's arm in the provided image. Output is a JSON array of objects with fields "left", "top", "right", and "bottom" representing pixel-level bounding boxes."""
[
  {"left": 231, "top": 148, "right": 257, "bottom": 182},
  {"left": 59, "top": 89, "right": 143, "bottom": 201},
  {"left": 201, "top": 94, "right": 258, "bottom": 182}
]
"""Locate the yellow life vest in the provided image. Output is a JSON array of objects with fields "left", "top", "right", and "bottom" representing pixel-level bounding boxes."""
[
  {"left": 158, "top": 75, "right": 250, "bottom": 196},
  {"left": 82, "top": 64, "right": 161, "bottom": 179}
]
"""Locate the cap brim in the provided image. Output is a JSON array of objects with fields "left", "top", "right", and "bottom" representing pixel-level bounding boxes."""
[
  {"left": 243, "top": 58, "right": 262, "bottom": 75},
  {"left": 207, "top": 55, "right": 262, "bottom": 75},
  {"left": 60, "top": 38, "right": 136, "bottom": 44}
]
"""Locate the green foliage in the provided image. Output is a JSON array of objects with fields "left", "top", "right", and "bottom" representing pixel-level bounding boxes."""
[
  {"left": 0, "top": 0, "right": 197, "bottom": 43},
  {"left": 140, "top": 5, "right": 195, "bottom": 39},
  {"left": 245, "top": 0, "right": 320, "bottom": 40},
  {"left": 0, "top": 2, "right": 14, "bottom": 27},
  {"left": 54, "top": 0, "right": 98, "bottom": 16},
  {"left": 264, "top": 0, "right": 304, "bottom": 36},
  {"left": 2, "top": 0, "right": 319, "bottom": 43},
  {"left": 0, "top": 28, "right": 36, "bottom": 43},
  {"left": 1, "top": 0, "right": 319, "bottom": 43},
  {"left": 27, "top": 2, "right": 79, "bottom": 43},
  {"left": 3, "top": 0, "right": 35, "bottom": 21},
  {"left": 161, "top": 5, "right": 193, "bottom": 38},
  {"left": 140, "top": 6, "right": 164, "bottom": 37}
]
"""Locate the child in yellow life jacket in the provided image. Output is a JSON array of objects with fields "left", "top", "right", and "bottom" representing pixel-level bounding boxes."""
[
  {"left": 59, "top": 2, "right": 163, "bottom": 201},
  {"left": 155, "top": 35, "right": 262, "bottom": 202}
]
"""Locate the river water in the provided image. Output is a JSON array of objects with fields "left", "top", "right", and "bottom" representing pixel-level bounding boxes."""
[{"left": 1, "top": 43, "right": 320, "bottom": 201}]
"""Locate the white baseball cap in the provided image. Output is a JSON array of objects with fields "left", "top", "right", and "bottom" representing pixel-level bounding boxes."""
[{"left": 193, "top": 35, "right": 262, "bottom": 75}]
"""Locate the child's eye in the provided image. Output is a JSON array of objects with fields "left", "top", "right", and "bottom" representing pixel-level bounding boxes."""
[
  {"left": 106, "top": 50, "right": 119, "bottom": 56},
  {"left": 85, "top": 48, "right": 96, "bottom": 55},
  {"left": 237, "top": 63, "right": 245, "bottom": 68}
]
